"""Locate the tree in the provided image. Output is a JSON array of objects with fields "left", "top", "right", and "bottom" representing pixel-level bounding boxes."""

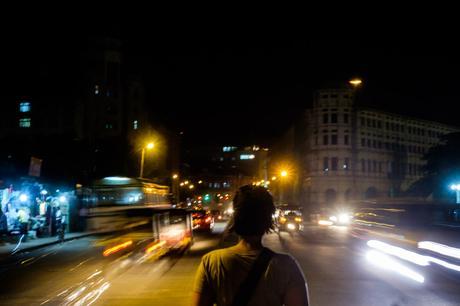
[{"left": 407, "top": 132, "right": 460, "bottom": 201}]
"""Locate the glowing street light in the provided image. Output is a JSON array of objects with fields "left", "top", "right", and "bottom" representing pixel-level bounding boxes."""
[
  {"left": 189, "top": 185, "right": 195, "bottom": 189},
  {"left": 180, "top": 182, "right": 184, "bottom": 187},
  {"left": 349, "top": 78, "right": 363, "bottom": 87},
  {"left": 172, "top": 174, "right": 179, "bottom": 179},
  {"left": 140, "top": 142, "right": 155, "bottom": 178},
  {"left": 280, "top": 170, "right": 288, "bottom": 177},
  {"left": 198, "top": 180, "right": 203, "bottom": 184},
  {"left": 19, "top": 194, "right": 28, "bottom": 203},
  {"left": 184, "top": 181, "right": 189, "bottom": 185},
  {"left": 271, "top": 176, "right": 277, "bottom": 181}
]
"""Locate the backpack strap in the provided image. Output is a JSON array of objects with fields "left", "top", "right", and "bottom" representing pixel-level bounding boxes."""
[{"left": 231, "top": 247, "right": 275, "bottom": 306}]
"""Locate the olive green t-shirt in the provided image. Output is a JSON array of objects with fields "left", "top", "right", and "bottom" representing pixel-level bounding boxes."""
[{"left": 193, "top": 245, "right": 307, "bottom": 306}]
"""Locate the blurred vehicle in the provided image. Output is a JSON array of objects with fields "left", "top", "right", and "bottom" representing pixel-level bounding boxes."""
[
  {"left": 277, "top": 210, "right": 303, "bottom": 232},
  {"left": 192, "top": 210, "right": 214, "bottom": 231},
  {"left": 327, "top": 210, "right": 353, "bottom": 226},
  {"left": 351, "top": 202, "right": 460, "bottom": 280},
  {"left": 312, "top": 208, "right": 353, "bottom": 226},
  {"left": 210, "top": 209, "right": 225, "bottom": 221}
]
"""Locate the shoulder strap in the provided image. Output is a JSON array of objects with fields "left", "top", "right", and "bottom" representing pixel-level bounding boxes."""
[{"left": 231, "top": 247, "right": 275, "bottom": 306}]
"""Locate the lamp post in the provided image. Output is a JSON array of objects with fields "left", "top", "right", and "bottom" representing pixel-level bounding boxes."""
[
  {"left": 139, "top": 142, "right": 154, "bottom": 178},
  {"left": 279, "top": 170, "right": 288, "bottom": 204}
]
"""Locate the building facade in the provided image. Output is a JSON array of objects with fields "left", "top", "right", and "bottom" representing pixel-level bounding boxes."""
[{"left": 302, "top": 87, "right": 459, "bottom": 209}]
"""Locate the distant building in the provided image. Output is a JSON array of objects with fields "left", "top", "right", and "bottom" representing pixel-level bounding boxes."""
[
  {"left": 301, "top": 87, "right": 459, "bottom": 209},
  {"left": 0, "top": 37, "right": 151, "bottom": 181},
  {"left": 182, "top": 144, "right": 269, "bottom": 204}
]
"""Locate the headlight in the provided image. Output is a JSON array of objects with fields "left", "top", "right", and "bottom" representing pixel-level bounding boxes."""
[
  {"left": 280, "top": 217, "right": 287, "bottom": 223},
  {"left": 329, "top": 216, "right": 338, "bottom": 222},
  {"left": 338, "top": 214, "right": 350, "bottom": 224},
  {"left": 295, "top": 217, "right": 302, "bottom": 222},
  {"left": 318, "top": 220, "right": 333, "bottom": 226},
  {"left": 287, "top": 223, "right": 296, "bottom": 230}
]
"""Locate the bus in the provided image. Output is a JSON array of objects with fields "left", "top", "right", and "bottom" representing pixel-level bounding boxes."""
[{"left": 78, "top": 177, "right": 193, "bottom": 255}]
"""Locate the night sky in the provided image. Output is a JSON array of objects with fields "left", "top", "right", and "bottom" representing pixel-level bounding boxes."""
[{"left": 3, "top": 22, "right": 460, "bottom": 147}]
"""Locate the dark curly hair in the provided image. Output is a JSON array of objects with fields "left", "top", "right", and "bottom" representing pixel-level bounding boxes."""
[{"left": 228, "top": 185, "right": 275, "bottom": 236}]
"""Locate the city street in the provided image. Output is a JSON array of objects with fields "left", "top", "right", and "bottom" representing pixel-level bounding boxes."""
[{"left": 1, "top": 226, "right": 460, "bottom": 306}]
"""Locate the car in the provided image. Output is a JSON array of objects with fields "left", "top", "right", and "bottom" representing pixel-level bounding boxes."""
[
  {"left": 192, "top": 211, "right": 214, "bottom": 231},
  {"left": 277, "top": 211, "right": 303, "bottom": 232}
]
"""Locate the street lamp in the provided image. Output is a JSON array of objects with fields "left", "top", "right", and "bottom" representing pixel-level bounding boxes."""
[
  {"left": 139, "top": 142, "right": 154, "bottom": 178},
  {"left": 279, "top": 170, "right": 289, "bottom": 204},
  {"left": 172, "top": 174, "right": 179, "bottom": 179},
  {"left": 450, "top": 184, "right": 460, "bottom": 203},
  {"left": 349, "top": 78, "right": 363, "bottom": 87}
]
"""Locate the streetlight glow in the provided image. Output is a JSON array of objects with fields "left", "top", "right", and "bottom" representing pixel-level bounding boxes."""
[
  {"left": 19, "top": 194, "right": 28, "bottom": 202},
  {"left": 272, "top": 176, "right": 277, "bottom": 181},
  {"left": 349, "top": 78, "right": 362, "bottom": 87},
  {"left": 189, "top": 185, "right": 194, "bottom": 189},
  {"left": 281, "top": 170, "right": 288, "bottom": 177},
  {"left": 172, "top": 174, "right": 179, "bottom": 179},
  {"left": 146, "top": 142, "right": 154, "bottom": 149}
]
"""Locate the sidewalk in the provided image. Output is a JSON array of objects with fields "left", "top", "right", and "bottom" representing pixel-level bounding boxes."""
[{"left": 0, "top": 232, "right": 93, "bottom": 258}]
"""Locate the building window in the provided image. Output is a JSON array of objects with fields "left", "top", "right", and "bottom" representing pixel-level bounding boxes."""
[
  {"left": 323, "top": 157, "right": 329, "bottom": 172},
  {"left": 361, "top": 159, "right": 366, "bottom": 172},
  {"left": 331, "top": 157, "right": 338, "bottom": 171},
  {"left": 94, "top": 85, "right": 100, "bottom": 95},
  {"left": 133, "top": 120, "right": 139, "bottom": 130},
  {"left": 344, "top": 158, "right": 350, "bottom": 170},
  {"left": 367, "top": 139, "right": 371, "bottom": 147},
  {"left": 373, "top": 160, "right": 377, "bottom": 173},
  {"left": 331, "top": 114, "right": 338, "bottom": 123},
  {"left": 323, "top": 135, "right": 329, "bottom": 145},
  {"left": 361, "top": 138, "right": 366, "bottom": 147},
  {"left": 331, "top": 135, "right": 338, "bottom": 145},
  {"left": 377, "top": 121, "right": 382, "bottom": 128},
  {"left": 367, "top": 119, "right": 372, "bottom": 127},
  {"left": 368, "top": 160, "right": 372, "bottom": 173},
  {"left": 343, "top": 114, "right": 349, "bottom": 123},
  {"left": 315, "top": 136, "right": 318, "bottom": 145},
  {"left": 344, "top": 135, "right": 349, "bottom": 145},
  {"left": 105, "top": 123, "right": 113, "bottom": 129},
  {"left": 19, "top": 102, "right": 31, "bottom": 113},
  {"left": 361, "top": 117, "right": 365, "bottom": 126},
  {"left": 19, "top": 118, "right": 31, "bottom": 128},
  {"left": 379, "top": 162, "right": 383, "bottom": 173},
  {"left": 323, "top": 114, "right": 328, "bottom": 124},
  {"left": 386, "top": 122, "right": 389, "bottom": 130}
]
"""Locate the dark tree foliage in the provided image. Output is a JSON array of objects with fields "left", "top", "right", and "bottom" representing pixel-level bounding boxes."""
[{"left": 407, "top": 132, "right": 460, "bottom": 200}]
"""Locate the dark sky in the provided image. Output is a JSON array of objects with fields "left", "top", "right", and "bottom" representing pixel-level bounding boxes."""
[{"left": 3, "top": 22, "right": 460, "bottom": 146}]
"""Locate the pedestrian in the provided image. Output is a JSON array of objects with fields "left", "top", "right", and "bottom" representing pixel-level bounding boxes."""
[
  {"left": 18, "top": 208, "right": 29, "bottom": 242},
  {"left": 0, "top": 210, "right": 8, "bottom": 244},
  {"left": 192, "top": 185, "right": 309, "bottom": 306}
]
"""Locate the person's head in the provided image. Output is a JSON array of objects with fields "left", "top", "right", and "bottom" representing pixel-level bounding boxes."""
[{"left": 228, "top": 185, "right": 275, "bottom": 237}]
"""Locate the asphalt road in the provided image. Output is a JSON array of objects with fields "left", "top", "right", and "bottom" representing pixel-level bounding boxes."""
[{"left": 1, "top": 225, "right": 459, "bottom": 306}]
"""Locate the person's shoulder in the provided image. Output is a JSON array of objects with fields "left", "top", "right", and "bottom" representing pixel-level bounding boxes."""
[
  {"left": 270, "top": 250, "right": 300, "bottom": 266},
  {"left": 202, "top": 247, "right": 235, "bottom": 261}
]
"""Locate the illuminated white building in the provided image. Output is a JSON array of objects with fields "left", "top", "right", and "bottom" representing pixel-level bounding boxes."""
[{"left": 302, "top": 87, "right": 459, "bottom": 208}]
